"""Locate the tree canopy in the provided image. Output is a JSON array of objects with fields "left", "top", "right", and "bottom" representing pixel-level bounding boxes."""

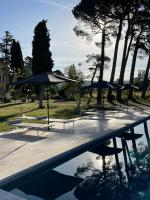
[
  {"left": 0, "top": 31, "right": 13, "bottom": 63},
  {"left": 32, "top": 19, "right": 54, "bottom": 75},
  {"left": 10, "top": 39, "right": 24, "bottom": 81},
  {"left": 73, "top": 0, "right": 150, "bottom": 102},
  {"left": 24, "top": 56, "right": 32, "bottom": 77}
]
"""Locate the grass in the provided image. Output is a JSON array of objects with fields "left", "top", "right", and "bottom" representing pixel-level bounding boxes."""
[
  {"left": 0, "top": 91, "right": 150, "bottom": 133},
  {"left": 0, "top": 100, "right": 80, "bottom": 132},
  {"left": 0, "top": 122, "right": 14, "bottom": 133}
]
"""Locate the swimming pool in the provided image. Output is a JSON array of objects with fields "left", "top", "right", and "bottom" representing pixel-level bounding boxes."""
[{"left": 2, "top": 118, "right": 150, "bottom": 200}]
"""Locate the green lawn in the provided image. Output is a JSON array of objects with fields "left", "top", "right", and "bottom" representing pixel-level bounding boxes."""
[
  {"left": 0, "top": 93, "right": 149, "bottom": 133},
  {"left": 0, "top": 100, "right": 80, "bottom": 132}
]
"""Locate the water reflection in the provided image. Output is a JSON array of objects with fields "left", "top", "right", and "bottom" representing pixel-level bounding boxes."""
[
  {"left": 74, "top": 138, "right": 150, "bottom": 200},
  {"left": 74, "top": 159, "right": 131, "bottom": 200},
  {"left": 12, "top": 170, "right": 83, "bottom": 200}
]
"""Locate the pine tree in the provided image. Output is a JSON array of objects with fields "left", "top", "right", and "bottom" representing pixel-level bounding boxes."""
[
  {"left": 0, "top": 31, "right": 14, "bottom": 82},
  {"left": 141, "top": 56, "right": 150, "bottom": 98},
  {"left": 117, "top": 1, "right": 150, "bottom": 100},
  {"left": 0, "top": 31, "right": 13, "bottom": 63},
  {"left": 32, "top": 19, "right": 53, "bottom": 75},
  {"left": 73, "top": 0, "right": 117, "bottom": 104}
]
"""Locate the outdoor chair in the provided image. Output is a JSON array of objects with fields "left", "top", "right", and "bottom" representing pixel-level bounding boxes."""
[{"left": 8, "top": 122, "right": 55, "bottom": 136}]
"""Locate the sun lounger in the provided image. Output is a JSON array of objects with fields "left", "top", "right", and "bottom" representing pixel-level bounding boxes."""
[
  {"left": 82, "top": 111, "right": 106, "bottom": 119},
  {"left": 17, "top": 115, "right": 79, "bottom": 129},
  {"left": 8, "top": 119, "right": 22, "bottom": 125},
  {"left": 10, "top": 122, "right": 55, "bottom": 136},
  {"left": 48, "top": 118, "right": 79, "bottom": 129},
  {"left": 82, "top": 110, "right": 119, "bottom": 119}
]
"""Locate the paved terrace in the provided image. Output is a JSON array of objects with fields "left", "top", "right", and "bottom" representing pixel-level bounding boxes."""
[{"left": 0, "top": 107, "right": 150, "bottom": 182}]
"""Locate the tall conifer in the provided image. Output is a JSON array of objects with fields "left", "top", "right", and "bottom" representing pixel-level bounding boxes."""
[
  {"left": 32, "top": 19, "right": 53, "bottom": 75},
  {"left": 10, "top": 39, "right": 24, "bottom": 81}
]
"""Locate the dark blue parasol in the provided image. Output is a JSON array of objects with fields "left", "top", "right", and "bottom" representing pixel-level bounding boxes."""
[
  {"left": 12, "top": 72, "right": 78, "bottom": 85},
  {"left": 84, "top": 80, "right": 115, "bottom": 90},
  {"left": 83, "top": 80, "right": 115, "bottom": 107},
  {"left": 122, "top": 84, "right": 139, "bottom": 91},
  {"left": 12, "top": 72, "right": 79, "bottom": 129}
]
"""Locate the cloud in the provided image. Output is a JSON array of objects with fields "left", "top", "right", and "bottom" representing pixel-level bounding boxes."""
[
  {"left": 31, "top": 0, "right": 78, "bottom": 14},
  {"left": 32, "top": 0, "right": 66, "bottom": 9}
]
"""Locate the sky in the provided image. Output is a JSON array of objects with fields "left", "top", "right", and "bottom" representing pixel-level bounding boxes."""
[{"left": 0, "top": 0, "right": 148, "bottom": 81}]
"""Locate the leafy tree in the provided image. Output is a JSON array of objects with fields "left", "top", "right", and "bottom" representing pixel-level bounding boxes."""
[
  {"left": 134, "top": 70, "right": 145, "bottom": 87},
  {"left": 64, "top": 64, "right": 83, "bottom": 82},
  {"left": 86, "top": 54, "right": 110, "bottom": 104},
  {"left": 64, "top": 64, "right": 78, "bottom": 80},
  {"left": 63, "top": 64, "right": 83, "bottom": 103},
  {"left": 24, "top": 56, "right": 32, "bottom": 77},
  {"left": 22, "top": 56, "right": 33, "bottom": 102},
  {"left": 32, "top": 19, "right": 54, "bottom": 108},
  {"left": 10, "top": 39, "right": 24, "bottom": 82}
]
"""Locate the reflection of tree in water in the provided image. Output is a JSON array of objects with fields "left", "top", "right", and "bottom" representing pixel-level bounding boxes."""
[
  {"left": 74, "top": 160, "right": 132, "bottom": 200},
  {"left": 74, "top": 142, "right": 150, "bottom": 200},
  {"left": 129, "top": 144, "right": 150, "bottom": 199}
]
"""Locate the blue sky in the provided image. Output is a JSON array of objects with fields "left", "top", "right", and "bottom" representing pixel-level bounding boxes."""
[{"left": 0, "top": 0, "right": 148, "bottom": 80}]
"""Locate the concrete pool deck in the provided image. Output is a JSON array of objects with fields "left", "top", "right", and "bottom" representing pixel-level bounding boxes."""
[{"left": 0, "top": 107, "right": 150, "bottom": 182}]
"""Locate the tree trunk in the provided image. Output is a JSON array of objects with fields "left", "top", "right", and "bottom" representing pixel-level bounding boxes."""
[
  {"left": 141, "top": 55, "right": 150, "bottom": 98},
  {"left": 87, "top": 65, "right": 98, "bottom": 106},
  {"left": 97, "top": 26, "right": 105, "bottom": 105},
  {"left": 117, "top": 23, "right": 132, "bottom": 100},
  {"left": 124, "top": 34, "right": 134, "bottom": 67},
  {"left": 38, "top": 85, "right": 44, "bottom": 109},
  {"left": 107, "top": 20, "right": 123, "bottom": 101},
  {"left": 90, "top": 65, "right": 98, "bottom": 98},
  {"left": 128, "top": 33, "right": 141, "bottom": 99},
  {"left": 128, "top": 46, "right": 138, "bottom": 99}
]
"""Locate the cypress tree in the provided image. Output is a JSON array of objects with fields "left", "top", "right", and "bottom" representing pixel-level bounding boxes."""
[
  {"left": 32, "top": 19, "right": 54, "bottom": 75},
  {"left": 32, "top": 20, "right": 54, "bottom": 108},
  {"left": 10, "top": 39, "right": 24, "bottom": 81}
]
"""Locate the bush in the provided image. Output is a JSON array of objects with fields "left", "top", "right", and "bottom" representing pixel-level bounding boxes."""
[{"left": 3, "top": 98, "right": 11, "bottom": 103}]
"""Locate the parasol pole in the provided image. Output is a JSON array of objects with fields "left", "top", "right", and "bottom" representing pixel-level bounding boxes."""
[
  {"left": 102, "top": 88, "right": 105, "bottom": 117},
  {"left": 127, "top": 89, "right": 129, "bottom": 112},
  {"left": 47, "top": 87, "right": 50, "bottom": 130},
  {"left": 20, "top": 86, "right": 23, "bottom": 117},
  {"left": 102, "top": 89, "right": 104, "bottom": 108}
]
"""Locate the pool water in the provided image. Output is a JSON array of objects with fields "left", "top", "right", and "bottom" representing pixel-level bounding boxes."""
[{"left": 10, "top": 120, "right": 150, "bottom": 200}]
